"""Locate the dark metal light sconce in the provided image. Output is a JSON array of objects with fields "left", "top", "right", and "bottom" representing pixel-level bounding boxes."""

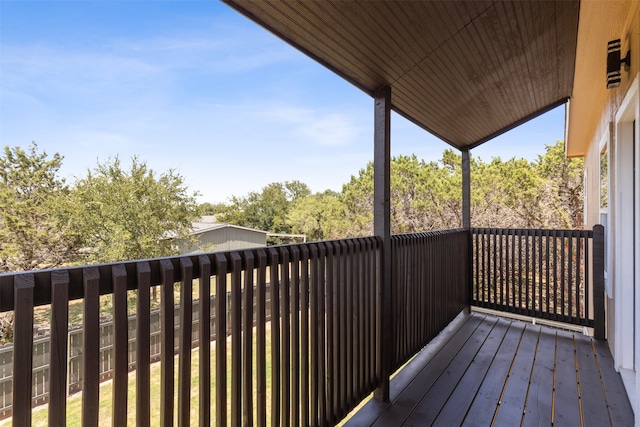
[{"left": 607, "top": 39, "right": 631, "bottom": 89}]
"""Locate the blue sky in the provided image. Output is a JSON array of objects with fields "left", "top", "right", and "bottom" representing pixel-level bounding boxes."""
[{"left": 1, "top": 1, "right": 565, "bottom": 204}]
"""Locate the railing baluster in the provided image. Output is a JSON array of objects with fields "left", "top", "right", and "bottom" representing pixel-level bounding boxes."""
[
  {"left": 159, "top": 259, "right": 174, "bottom": 427},
  {"left": 178, "top": 258, "right": 193, "bottom": 427},
  {"left": 523, "top": 230, "right": 531, "bottom": 315},
  {"left": 545, "top": 230, "right": 551, "bottom": 317},
  {"left": 338, "top": 241, "right": 348, "bottom": 417},
  {"left": 288, "top": 247, "right": 300, "bottom": 425},
  {"left": 324, "top": 242, "right": 336, "bottom": 424},
  {"left": 575, "top": 233, "right": 582, "bottom": 321},
  {"left": 497, "top": 230, "right": 505, "bottom": 305},
  {"left": 82, "top": 267, "right": 100, "bottom": 427},
  {"left": 309, "top": 244, "right": 319, "bottom": 426},
  {"left": 317, "top": 243, "right": 327, "bottom": 426},
  {"left": 229, "top": 252, "right": 241, "bottom": 427},
  {"left": 213, "top": 254, "right": 227, "bottom": 427},
  {"left": 137, "top": 262, "right": 151, "bottom": 427},
  {"left": 560, "top": 231, "right": 565, "bottom": 317},
  {"left": 568, "top": 232, "right": 574, "bottom": 320},
  {"left": 49, "top": 270, "right": 69, "bottom": 427},
  {"left": 367, "top": 237, "right": 377, "bottom": 393},
  {"left": 198, "top": 255, "right": 212, "bottom": 427},
  {"left": 268, "top": 248, "right": 281, "bottom": 427},
  {"left": 584, "top": 233, "right": 590, "bottom": 323},
  {"left": 538, "top": 230, "right": 543, "bottom": 316},
  {"left": 355, "top": 240, "right": 364, "bottom": 398},
  {"left": 279, "top": 247, "right": 292, "bottom": 427},
  {"left": 242, "top": 250, "right": 255, "bottom": 426},
  {"left": 504, "top": 230, "right": 514, "bottom": 307},
  {"left": 13, "top": 274, "right": 34, "bottom": 427},
  {"left": 531, "top": 230, "right": 536, "bottom": 314},
  {"left": 480, "top": 230, "right": 486, "bottom": 304},
  {"left": 112, "top": 264, "right": 128, "bottom": 426},
  {"left": 256, "top": 249, "right": 268, "bottom": 427},
  {"left": 299, "top": 245, "right": 310, "bottom": 426}
]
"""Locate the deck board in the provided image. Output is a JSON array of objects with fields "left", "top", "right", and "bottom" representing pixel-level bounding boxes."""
[
  {"left": 521, "top": 326, "right": 556, "bottom": 427},
  {"left": 492, "top": 324, "right": 541, "bottom": 426},
  {"left": 345, "top": 312, "right": 634, "bottom": 427},
  {"left": 402, "top": 316, "right": 499, "bottom": 425},
  {"left": 431, "top": 318, "right": 510, "bottom": 426},
  {"left": 463, "top": 320, "right": 525, "bottom": 426},
  {"left": 553, "top": 328, "right": 582, "bottom": 426},
  {"left": 358, "top": 314, "right": 486, "bottom": 426},
  {"left": 592, "top": 340, "right": 635, "bottom": 427},
  {"left": 575, "top": 333, "right": 612, "bottom": 427}
]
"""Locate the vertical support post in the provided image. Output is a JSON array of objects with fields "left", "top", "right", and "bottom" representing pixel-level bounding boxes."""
[
  {"left": 374, "top": 84, "right": 391, "bottom": 402},
  {"left": 462, "top": 148, "right": 473, "bottom": 311},
  {"left": 461, "top": 148, "right": 471, "bottom": 229},
  {"left": 593, "top": 224, "right": 606, "bottom": 340}
]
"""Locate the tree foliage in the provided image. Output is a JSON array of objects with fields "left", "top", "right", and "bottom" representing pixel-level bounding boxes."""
[
  {"left": 1, "top": 140, "right": 583, "bottom": 271},
  {"left": 70, "top": 156, "right": 199, "bottom": 263},
  {"left": 0, "top": 143, "right": 80, "bottom": 271},
  {"left": 287, "top": 190, "right": 345, "bottom": 241},
  {"left": 216, "top": 180, "right": 311, "bottom": 242},
  {"left": 219, "top": 141, "right": 583, "bottom": 239}
]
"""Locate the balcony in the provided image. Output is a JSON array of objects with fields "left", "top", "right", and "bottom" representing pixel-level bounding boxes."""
[{"left": 0, "top": 225, "right": 632, "bottom": 426}]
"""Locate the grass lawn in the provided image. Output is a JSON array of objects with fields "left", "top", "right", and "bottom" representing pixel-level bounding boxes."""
[{"left": 1, "top": 326, "right": 273, "bottom": 426}]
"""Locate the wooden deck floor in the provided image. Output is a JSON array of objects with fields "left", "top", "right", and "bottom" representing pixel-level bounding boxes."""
[{"left": 345, "top": 312, "right": 634, "bottom": 427}]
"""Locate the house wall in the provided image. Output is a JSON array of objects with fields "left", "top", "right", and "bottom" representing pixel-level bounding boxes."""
[
  {"left": 180, "top": 227, "right": 266, "bottom": 255},
  {"left": 580, "top": 4, "right": 640, "bottom": 421}
]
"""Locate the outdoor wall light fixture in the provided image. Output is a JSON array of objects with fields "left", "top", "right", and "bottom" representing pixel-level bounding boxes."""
[{"left": 607, "top": 39, "right": 631, "bottom": 89}]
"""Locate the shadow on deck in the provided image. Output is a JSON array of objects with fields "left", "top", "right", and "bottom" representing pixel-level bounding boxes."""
[{"left": 346, "top": 312, "right": 633, "bottom": 427}]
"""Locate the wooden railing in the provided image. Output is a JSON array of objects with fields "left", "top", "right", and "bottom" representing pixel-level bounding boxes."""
[
  {"left": 471, "top": 226, "right": 605, "bottom": 338},
  {"left": 391, "top": 229, "right": 469, "bottom": 371},
  {"left": 0, "top": 226, "right": 605, "bottom": 424},
  {"left": 0, "top": 237, "right": 383, "bottom": 426},
  {"left": 0, "top": 290, "right": 277, "bottom": 420}
]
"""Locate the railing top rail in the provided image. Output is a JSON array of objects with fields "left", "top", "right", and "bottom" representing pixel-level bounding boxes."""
[
  {"left": 391, "top": 228, "right": 468, "bottom": 240},
  {"left": 0, "top": 236, "right": 382, "bottom": 313},
  {"left": 471, "top": 227, "right": 594, "bottom": 238}
]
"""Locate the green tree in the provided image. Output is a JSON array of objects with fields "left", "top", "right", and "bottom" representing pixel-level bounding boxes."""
[
  {"left": 0, "top": 143, "right": 80, "bottom": 272},
  {"left": 287, "top": 190, "right": 344, "bottom": 241},
  {"left": 470, "top": 156, "right": 543, "bottom": 228},
  {"left": 536, "top": 141, "right": 584, "bottom": 228},
  {"left": 197, "top": 202, "right": 228, "bottom": 217},
  {"left": 71, "top": 156, "right": 199, "bottom": 263},
  {"left": 218, "top": 181, "right": 311, "bottom": 238}
]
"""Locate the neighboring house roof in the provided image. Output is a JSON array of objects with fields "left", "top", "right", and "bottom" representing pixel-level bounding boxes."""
[{"left": 189, "top": 221, "right": 269, "bottom": 236}]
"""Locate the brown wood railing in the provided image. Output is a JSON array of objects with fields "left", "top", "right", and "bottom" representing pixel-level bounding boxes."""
[
  {"left": 0, "top": 238, "right": 383, "bottom": 426},
  {"left": 391, "top": 229, "right": 469, "bottom": 371},
  {"left": 0, "top": 226, "right": 604, "bottom": 424},
  {"left": 471, "top": 226, "right": 605, "bottom": 338}
]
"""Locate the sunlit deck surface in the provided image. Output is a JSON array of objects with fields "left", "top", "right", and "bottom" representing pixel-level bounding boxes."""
[{"left": 346, "top": 312, "right": 633, "bottom": 427}]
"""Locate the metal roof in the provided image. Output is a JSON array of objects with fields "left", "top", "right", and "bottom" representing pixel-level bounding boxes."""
[
  {"left": 223, "top": 0, "right": 579, "bottom": 151},
  {"left": 189, "top": 221, "right": 268, "bottom": 236}
]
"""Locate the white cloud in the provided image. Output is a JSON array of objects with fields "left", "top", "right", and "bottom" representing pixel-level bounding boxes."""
[{"left": 260, "top": 105, "right": 366, "bottom": 147}]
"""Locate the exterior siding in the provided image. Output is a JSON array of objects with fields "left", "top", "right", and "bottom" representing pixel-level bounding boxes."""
[
  {"left": 178, "top": 226, "right": 267, "bottom": 255},
  {"left": 578, "top": 3, "right": 640, "bottom": 421}
]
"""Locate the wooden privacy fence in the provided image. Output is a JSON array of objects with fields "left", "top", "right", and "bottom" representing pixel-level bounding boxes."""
[{"left": 471, "top": 225, "right": 605, "bottom": 339}]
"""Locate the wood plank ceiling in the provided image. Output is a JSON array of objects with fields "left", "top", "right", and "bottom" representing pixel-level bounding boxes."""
[{"left": 223, "top": 0, "right": 579, "bottom": 151}]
